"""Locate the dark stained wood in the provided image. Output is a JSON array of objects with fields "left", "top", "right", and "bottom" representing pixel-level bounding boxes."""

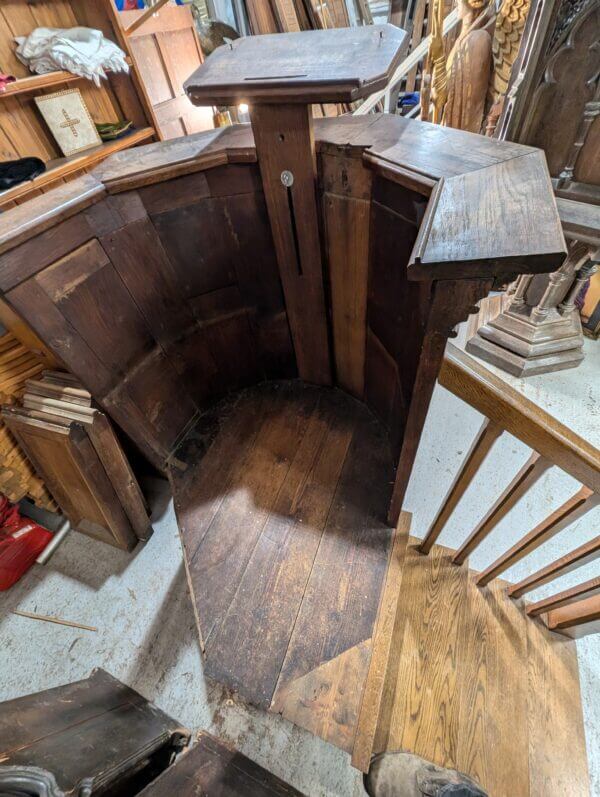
[
  {"left": 322, "top": 151, "right": 372, "bottom": 398},
  {"left": 419, "top": 420, "right": 502, "bottom": 555},
  {"left": 2, "top": 409, "right": 138, "bottom": 551},
  {"left": 509, "top": 533, "right": 600, "bottom": 599},
  {"left": 0, "top": 669, "right": 188, "bottom": 796},
  {"left": 389, "top": 280, "right": 493, "bottom": 525},
  {"left": 139, "top": 732, "right": 304, "bottom": 796},
  {"left": 439, "top": 344, "right": 600, "bottom": 494},
  {"left": 527, "top": 575, "right": 600, "bottom": 617},
  {"left": 250, "top": 103, "right": 331, "bottom": 385},
  {"left": 452, "top": 452, "right": 551, "bottom": 565},
  {"left": 409, "top": 152, "right": 566, "bottom": 280},
  {"left": 476, "top": 487, "right": 599, "bottom": 587},
  {"left": 184, "top": 26, "right": 408, "bottom": 106},
  {"left": 206, "top": 390, "right": 356, "bottom": 708},
  {"left": 171, "top": 382, "right": 395, "bottom": 752},
  {"left": 272, "top": 400, "right": 395, "bottom": 729}
]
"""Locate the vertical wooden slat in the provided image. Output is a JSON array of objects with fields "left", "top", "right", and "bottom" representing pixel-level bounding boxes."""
[
  {"left": 476, "top": 486, "right": 598, "bottom": 587},
  {"left": 452, "top": 452, "right": 551, "bottom": 565},
  {"left": 419, "top": 419, "right": 502, "bottom": 555}
]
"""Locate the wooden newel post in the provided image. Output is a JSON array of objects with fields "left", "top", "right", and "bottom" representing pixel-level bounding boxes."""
[{"left": 184, "top": 26, "right": 408, "bottom": 386}]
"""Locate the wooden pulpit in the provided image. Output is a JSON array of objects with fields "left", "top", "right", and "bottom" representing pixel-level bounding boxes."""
[{"left": 0, "top": 25, "right": 566, "bottom": 744}]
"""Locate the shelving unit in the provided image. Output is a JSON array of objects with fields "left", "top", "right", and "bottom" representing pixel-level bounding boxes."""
[
  {"left": 0, "top": 0, "right": 160, "bottom": 210},
  {"left": 0, "top": 58, "right": 134, "bottom": 100},
  {"left": 0, "top": 127, "right": 154, "bottom": 206}
]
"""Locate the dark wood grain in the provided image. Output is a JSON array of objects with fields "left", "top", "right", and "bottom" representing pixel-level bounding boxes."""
[
  {"left": 184, "top": 26, "right": 408, "bottom": 106},
  {"left": 139, "top": 732, "right": 304, "bottom": 796},
  {"left": 251, "top": 103, "right": 331, "bottom": 385}
]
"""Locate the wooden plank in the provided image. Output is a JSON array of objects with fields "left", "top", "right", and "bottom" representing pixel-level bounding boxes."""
[
  {"left": 440, "top": 343, "right": 600, "bottom": 494},
  {"left": 206, "top": 390, "right": 356, "bottom": 708},
  {"left": 138, "top": 731, "right": 303, "bottom": 796},
  {"left": 547, "top": 595, "right": 600, "bottom": 638},
  {"left": 527, "top": 613, "right": 590, "bottom": 794},
  {"left": 188, "top": 385, "right": 319, "bottom": 643},
  {"left": 323, "top": 155, "right": 371, "bottom": 398},
  {"left": 381, "top": 539, "right": 468, "bottom": 765},
  {"left": 124, "top": 0, "right": 170, "bottom": 36},
  {"left": 527, "top": 576, "right": 600, "bottom": 617},
  {"left": 509, "top": 533, "right": 600, "bottom": 599},
  {"left": 409, "top": 152, "right": 566, "bottom": 280},
  {"left": 419, "top": 419, "right": 502, "bottom": 555},
  {"left": 250, "top": 103, "right": 331, "bottom": 385},
  {"left": 476, "top": 487, "right": 598, "bottom": 586},
  {"left": 455, "top": 578, "right": 529, "bottom": 796},
  {"left": 352, "top": 511, "right": 411, "bottom": 772},
  {"left": 272, "top": 407, "right": 395, "bottom": 747},
  {"left": 452, "top": 452, "right": 551, "bottom": 565}
]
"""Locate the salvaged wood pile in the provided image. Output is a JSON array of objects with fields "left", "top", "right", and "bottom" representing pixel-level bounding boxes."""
[
  {"left": 0, "top": 331, "right": 55, "bottom": 510},
  {"left": 2, "top": 372, "right": 151, "bottom": 550}
]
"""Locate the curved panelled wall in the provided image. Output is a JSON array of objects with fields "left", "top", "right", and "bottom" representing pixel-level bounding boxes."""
[{"left": 0, "top": 116, "right": 565, "bottom": 521}]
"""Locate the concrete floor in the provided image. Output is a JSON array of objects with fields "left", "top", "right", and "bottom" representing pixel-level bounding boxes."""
[{"left": 1, "top": 332, "right": 598, "bottom": 796}]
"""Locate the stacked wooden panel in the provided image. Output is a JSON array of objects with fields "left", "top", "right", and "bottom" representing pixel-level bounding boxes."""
[
  {"left": 0, "top": 331, "right": 55, "bottom": 510},
  {"left": 2, "top": 371, "right": 151, "bottom": 551}
]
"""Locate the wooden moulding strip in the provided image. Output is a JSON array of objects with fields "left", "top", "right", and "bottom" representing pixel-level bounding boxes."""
[
  {"left": 362, "top": 152, "right": 436, "bottom": 197},
  {"left": 352, "top": 511, "right": 411, "bottom": 773},
  {"left": 439, "top": 343, "right": 600, "bottom": 495}
]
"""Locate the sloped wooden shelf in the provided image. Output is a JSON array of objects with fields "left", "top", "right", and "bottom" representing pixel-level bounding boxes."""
[{"left": 0, "top": 126, "right": 154, "bottom": 208}]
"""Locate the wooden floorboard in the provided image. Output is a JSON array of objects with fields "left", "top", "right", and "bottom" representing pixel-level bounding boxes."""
[
  {"left": 372, "top": 533, "right": 590, "bottom": 796},
  {"left": 272, "top": 409, "right": 395, "bottom": 749},
  {"left": 172, "top": 381, "right": 396, "bottom": 749},
  {"left": 206, "top": 389, "right": 356, "bottom": 707}
]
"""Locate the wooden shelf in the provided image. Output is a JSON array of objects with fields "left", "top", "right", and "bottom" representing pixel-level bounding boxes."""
[
  {"left": 0, "top": 59, "right": 134, "bottom": 100},
  {"left": 0, "top": 126, "right": 154, "bottom": 207}
]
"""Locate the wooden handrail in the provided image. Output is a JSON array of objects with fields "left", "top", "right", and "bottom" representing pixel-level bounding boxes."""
[{"left": 439, "top": 344, "right": 600, "bottom": 494}]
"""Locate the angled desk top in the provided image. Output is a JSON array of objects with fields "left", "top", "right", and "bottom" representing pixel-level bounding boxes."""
[{"left": 184, "top": 25, "right": 408, "bottom": 105}]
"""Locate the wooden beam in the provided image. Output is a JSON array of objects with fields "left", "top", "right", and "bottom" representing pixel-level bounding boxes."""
[
  {"left": 547, "top": 594, "right": 600, "bottom": 636},
  {"left": 527, "top": 576, "right": 600, "bottom": 617},
  {"left": 476, "top": 487, "right": 598, "bottom": 587},
  {"left": 452, "top": 452, "right": 550, "bottom": 565},
  {"left": 439, "top": 344, "right": 600, "bottom": 494},
  {"left": 124, "top": 0, "right": 170, "bottom": 36},
  {"left": 509, "top": 533, "right": 600, "bottom": 598},
  {"left": 419, "top": 419, "right": 502, "bottom": 555}
]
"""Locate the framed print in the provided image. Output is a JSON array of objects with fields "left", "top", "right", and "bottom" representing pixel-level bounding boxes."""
[{"left": 34, "top": 88, "right": 102, "bottom": 157}]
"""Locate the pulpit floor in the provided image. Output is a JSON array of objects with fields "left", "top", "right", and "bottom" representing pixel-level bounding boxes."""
[{"left": 169, "top": 381, "right": 397, "bottom": 753}]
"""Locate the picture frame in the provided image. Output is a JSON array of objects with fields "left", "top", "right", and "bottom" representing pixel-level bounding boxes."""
[{"left": 34, "top": 88, "right": 102, "bottom": 157}]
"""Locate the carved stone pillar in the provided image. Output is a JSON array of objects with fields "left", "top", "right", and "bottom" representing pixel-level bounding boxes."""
[{"left": 466, "top": 198, "right": 600, "bottom": 376}]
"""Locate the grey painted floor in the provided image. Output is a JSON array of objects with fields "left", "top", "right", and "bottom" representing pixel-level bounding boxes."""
[{"left": 0, "top": 334, "right": 598, "bottom": 796}]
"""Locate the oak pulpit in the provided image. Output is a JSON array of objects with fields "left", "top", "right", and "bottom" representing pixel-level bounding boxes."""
[{"left": 0, "top": 25, "right": 566, "bottom": 759}]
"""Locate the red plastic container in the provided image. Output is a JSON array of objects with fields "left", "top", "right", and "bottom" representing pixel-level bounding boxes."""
[{"left": 0, "top": 497, "right": 52, "bottom": 590}]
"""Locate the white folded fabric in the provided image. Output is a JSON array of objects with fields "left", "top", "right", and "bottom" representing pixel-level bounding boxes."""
[{"left": 15, "top": 27, "right": 129, "bottom": 87}]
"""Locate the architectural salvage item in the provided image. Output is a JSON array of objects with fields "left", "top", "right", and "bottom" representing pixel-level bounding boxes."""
[
  {"left": 2, "top": 372, "right": 151, "bottom": 550},
  {"left": 467, "top": 198, "right": 600, "bottom": 375},
  {"left": 496, "top": 0, "right": 600, "bottom": 204},
  {"left": 0, "top": 668, "right": 189, "bottom": 797},
  {"left": 35, "top": 88, "right": 102, "bottom": 157},
  {"left": 442, "top": 0, "right": 494, "bottom": 132},
  {"left": 0, "top": 25, "right": 565, "bottom": 755}
]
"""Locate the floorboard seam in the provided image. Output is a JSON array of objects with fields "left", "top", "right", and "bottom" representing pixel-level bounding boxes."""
[{"left": 270, "top": 415, "right": 359, "bottom": 709}]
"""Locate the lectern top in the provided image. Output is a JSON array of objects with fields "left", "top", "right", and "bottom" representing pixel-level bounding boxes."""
[{"left": 184, "top": 25, "right": 408, "bottom": 106}]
